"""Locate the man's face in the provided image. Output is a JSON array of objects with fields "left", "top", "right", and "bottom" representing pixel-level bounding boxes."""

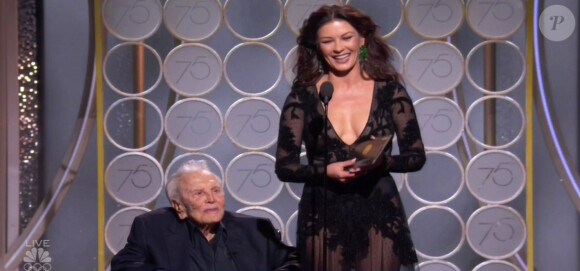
[{"left": 172, "top": 171, "right": 225, "bottom": 228}]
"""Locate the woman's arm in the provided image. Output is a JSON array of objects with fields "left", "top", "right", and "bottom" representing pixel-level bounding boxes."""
[
  {"left": 387, "top": 83, "right": 426, "bottom": 173},
  {"left": 275, "top": 90, "right": 320, "bottom": 183}
]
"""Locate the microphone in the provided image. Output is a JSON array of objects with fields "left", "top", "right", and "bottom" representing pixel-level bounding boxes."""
[{"left": 319, "top": 81, "right": 334, "bottom": 105}]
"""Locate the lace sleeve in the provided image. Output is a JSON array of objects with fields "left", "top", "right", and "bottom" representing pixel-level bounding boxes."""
[
  {"left": 275, "top": 90, "right": 319, "bottom": 183},
  {"left": 387, "top": 83, "right": 426, "bottom": 173}
]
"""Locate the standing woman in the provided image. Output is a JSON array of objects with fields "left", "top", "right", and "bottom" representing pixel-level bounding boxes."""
[{"left": 275, "top": 4, "right": 426, "bottom": 271}]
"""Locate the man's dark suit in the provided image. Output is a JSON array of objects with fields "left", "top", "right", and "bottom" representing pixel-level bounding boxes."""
[{"left": 111, "top": 207, "right": 300, "bottom": 271}]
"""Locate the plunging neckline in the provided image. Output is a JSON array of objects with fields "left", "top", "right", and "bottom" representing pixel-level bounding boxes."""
[{"left": 318, "top": 81, "right": 376, "bottom": 147}]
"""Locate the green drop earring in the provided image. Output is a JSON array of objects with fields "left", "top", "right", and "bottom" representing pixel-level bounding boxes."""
[{"left": 359, "top": 45, "right": 368, "bottom": 62}]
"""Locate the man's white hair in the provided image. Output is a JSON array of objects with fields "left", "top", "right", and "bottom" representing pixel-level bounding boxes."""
[{"left": 165, "top": 159, "right": 217, "bottom": 202}]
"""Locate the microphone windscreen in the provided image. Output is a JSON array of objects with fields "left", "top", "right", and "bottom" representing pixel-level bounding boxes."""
[{"left": 319, "top": 81, "right": 334, "bottom": 102}]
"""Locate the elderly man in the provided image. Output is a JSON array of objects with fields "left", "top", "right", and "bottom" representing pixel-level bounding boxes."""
[{"left": 111, "top": 160, "right": 300, "bottom": 271}]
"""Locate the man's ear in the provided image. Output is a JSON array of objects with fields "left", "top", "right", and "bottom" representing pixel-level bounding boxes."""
[{"left": 171, "top": 200, "right": 187, "bottom": 220}]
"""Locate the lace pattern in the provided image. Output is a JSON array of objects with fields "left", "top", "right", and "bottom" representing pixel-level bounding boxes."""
[{"left": 276, "top": 80, "right": 425, "bottom": 270}]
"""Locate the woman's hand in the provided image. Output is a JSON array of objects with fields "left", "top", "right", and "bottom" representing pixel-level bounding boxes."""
[
  {"left": 327, "top": 154, "right": 387, "bottom": 183},
  {"left": 326, "top": 159, "right": 360, "bottom": 183}
]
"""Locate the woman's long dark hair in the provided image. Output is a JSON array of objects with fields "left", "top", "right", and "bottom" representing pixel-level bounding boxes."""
[{"left": 293, "top": 4, "right": 400, "bottom": 88}]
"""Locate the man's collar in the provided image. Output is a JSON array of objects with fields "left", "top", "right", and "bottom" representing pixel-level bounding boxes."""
[{"left": 185, "top": 219, "right": 228, "bottom": 238}]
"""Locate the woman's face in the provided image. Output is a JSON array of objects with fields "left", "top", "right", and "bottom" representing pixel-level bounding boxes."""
[{"left": 317, "top": 19, "right": 365, "bottom": 75}]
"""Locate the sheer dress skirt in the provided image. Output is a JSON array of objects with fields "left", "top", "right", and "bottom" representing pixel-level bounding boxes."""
[{"left": 296, "top": 173, "right": 418, "bottom": 271}]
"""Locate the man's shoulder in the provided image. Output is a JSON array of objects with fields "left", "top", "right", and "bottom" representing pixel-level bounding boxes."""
[
  {"left": 223, "top": 210, "right": 261, "bottom": 222},
  {"left": 222, "top": 211, "right": 281, "bottom": 239},
  {"left": 222, "top": 211, "right": 273, "bottom": 228},
  {"left": 222, "top": 211, "right": 274, "bottom": 231},
  {"left": 135, "top": 207, "right": 178, "bottom": 223}
]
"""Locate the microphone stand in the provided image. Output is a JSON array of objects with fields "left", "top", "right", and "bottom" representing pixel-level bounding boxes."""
[
  {"left": 318, "top": 81, "right": 332, "bottom": 271},
  {"left": 321, "top": 99, "right": 329, "bottom": 271}
]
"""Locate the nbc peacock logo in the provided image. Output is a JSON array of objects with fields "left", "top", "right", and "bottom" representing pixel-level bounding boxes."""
[{"left": 23, "top": 246, "right": 52, "bottom": 271}]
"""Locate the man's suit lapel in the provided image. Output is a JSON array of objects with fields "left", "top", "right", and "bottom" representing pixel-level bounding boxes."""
[
  {"left": 223, "top": 212, "right": 260, "bottom": 271},
  {"left": 224, "top": 226, "right": 245, "bottom": 269},
  {"left": 165, "top": 219, "right": 208, "bottom": 271}
]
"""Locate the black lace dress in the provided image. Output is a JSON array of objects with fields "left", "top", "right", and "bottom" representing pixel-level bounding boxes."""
[{"left": 275, "top": 80, "right": 426, "bottom": 271}]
